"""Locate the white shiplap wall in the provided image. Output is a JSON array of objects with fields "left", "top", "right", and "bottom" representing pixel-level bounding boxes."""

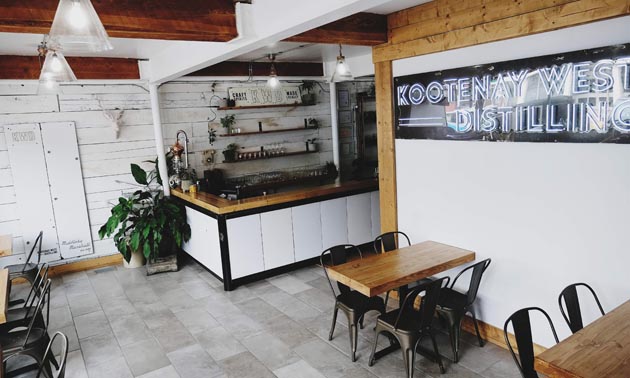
[{"left": 0, "top": 80, "right": 333, "bottom": 266}]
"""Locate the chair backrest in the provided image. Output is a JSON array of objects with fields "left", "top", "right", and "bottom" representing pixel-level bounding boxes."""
[
  {"left": 504, "top": 307, "right": 559, "bottom": 378},
  {"left": 320, "top": 244, "right": 361, "bottom": 297},
  {"left": 373, "top": 231, "right": 411, "bottom": 254},
  {"left": 558, "top": 283, "right": 605, "bottom": 334},
  {"left": 450, "top": 258, "right": 491, "bottom": 307},
  {"left": 37, "top": 331, "right": 68, "bottom": 378},
  {"left": 24, "top": 264, "right": 49, "bottom": 310},
  {"left": 23, "top": 279, "right": 52, "bottom": 348},
  {"left": 395, "top": 276, "right": 450, "bottom": 331},
  {"left": 23, "top": 231, "right": 44, "bottom": 269}
]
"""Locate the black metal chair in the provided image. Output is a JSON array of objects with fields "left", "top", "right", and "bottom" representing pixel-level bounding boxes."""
[
  {"left": 369, "top": 276, "right": 450, "bottom": 377},
  {"left": 2, "top": 264, "right": 50, "bottom": 333},
  {"left": 504, "top": 307, "right": 559, "bottom": 378},
  {"left": 558, "top": 283, "right": 605, "bottom": 334},
  {"left": 436, "top": 258, "right": 491, "bottom": 362},
  {"left": 373, "top": 231, "right": 411, "bottom": 308},
  {"left": 321, "top": 244, "right": 386, "bottom": 362},
  {"left": 0, "top": 279, "right": 54, "bottom": 377},
  {"left": 4, "top": 331, "right": 68, "bottom": 378},
  {"left": 6, "top": 231, "right": 44, "bottom": 286}
]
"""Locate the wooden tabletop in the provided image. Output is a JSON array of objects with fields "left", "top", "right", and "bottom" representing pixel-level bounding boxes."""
[
  {"left": 0, "top": 235, "right": 11, "bottom": 257},
  {"left": 535, "top": 300, "right": 630, "bottom": 378},
  {"left": 172, "top": 179, "right": 378, "bottom": 215},
  {"left": 0, "top": 268, "right": 8, "bottom": 324},
  {"left": 326, "top": 241, "right": 475, "bottom": 297}
]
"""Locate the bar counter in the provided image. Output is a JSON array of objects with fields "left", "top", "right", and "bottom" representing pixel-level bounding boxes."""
[{"left": 172, "top": 180, "right": 380, "bottom": 290}]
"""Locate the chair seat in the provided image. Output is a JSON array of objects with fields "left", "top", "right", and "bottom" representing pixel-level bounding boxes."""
[
  {"left": 7, "top": 263, "right": 38, "bottom": 277},
  {"left": 0, "top": 328, "right": 48, "bottom": 354},
  {"left": 437, "top": 287, "right": 468, "bottom": 311},
  {"left": 337, "top": 291, "right": 384, "bottom": 314},
  {"left": 377, "top": 308, "right": 422, "bottom": 334}
]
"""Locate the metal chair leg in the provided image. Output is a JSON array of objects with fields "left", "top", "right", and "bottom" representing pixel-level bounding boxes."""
[
  {"left": 329, "top": 305, "right": 339, "bottom": 341},
  {"left": 384, "top": 291, "right": 390, "bottom": 309},
  {"left": 369, "top": 329, "right": 380, "bottom": 366},
  {"left": 428, "top": 331, "right": 446, "bottom": 374},
  {"left": 470, "top": 309, "right": 485, "bottom": 347},
  {"left": 349, "top": 323, "right": 358, "bottom": 362}
]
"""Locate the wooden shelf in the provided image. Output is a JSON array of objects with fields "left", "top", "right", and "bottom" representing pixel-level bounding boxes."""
[
  {"left": 223, "top": 150, "right": 317, "bottom": 163},
  {"left": 219, "top": 126, "right": 318, "bottom": 137},
  {"left": 218, "top": 103, "right": 313, "bottom": 111}
]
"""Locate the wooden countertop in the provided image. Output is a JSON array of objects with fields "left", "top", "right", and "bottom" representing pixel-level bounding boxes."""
[
  {"left": 0, "top": 235, "right": 11, "bottom": 257},
  {"left": 534, "top": 300, "right": 630, "bottom": 378},
  {"left": 172, "top": 180, "right": 378, "bottom": 215}
]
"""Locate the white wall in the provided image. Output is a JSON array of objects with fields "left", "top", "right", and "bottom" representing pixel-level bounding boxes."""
[
  {"left": 393, "top": 18, "right": 630, "bottom": 346},
  {"left": 0, "top": 79, "right": 333, "bottom": 266}
]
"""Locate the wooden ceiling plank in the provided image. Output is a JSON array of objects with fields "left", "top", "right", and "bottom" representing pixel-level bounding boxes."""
[
  {"left": 0, "top": 55, "right": 140, "bottom": 80},
  {"left": 0, "top": 0, "right": 238, "bottom": 42},
  {"left": 187, "top": 61, "right": 324, "bottom": 77},
  {"left": 284, "top": 12, "right": 387, "bottom": 46}
]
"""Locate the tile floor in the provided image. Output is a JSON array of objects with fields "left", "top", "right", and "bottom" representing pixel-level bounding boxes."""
[{"left": 11, "top": 258, "right": 521, "bottom": 378}]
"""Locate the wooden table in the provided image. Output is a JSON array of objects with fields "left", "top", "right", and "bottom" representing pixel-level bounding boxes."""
[
  {"left": 0, "top": 268, "right": 8, "bottom": 324},
  {"left": 326, "top": 240, "right": 475, "bottom": 361},
  {"left": 326, "top": 240, "right": 476, "bottom": 298},
  {"left": 535, "top": 300, "right": 630, "bottom": 378},
  {"left": 0, "top": 235, "right": 11, "bottom": 257}
]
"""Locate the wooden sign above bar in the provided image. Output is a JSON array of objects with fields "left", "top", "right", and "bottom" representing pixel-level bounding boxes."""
[{"left": 228, "top": 86, "right": 302, "bottom": 108}]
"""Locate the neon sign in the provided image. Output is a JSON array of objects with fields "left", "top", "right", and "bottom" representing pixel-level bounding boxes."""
[{"left": 395, "top": 44, "right": 630, "bottom": 143}]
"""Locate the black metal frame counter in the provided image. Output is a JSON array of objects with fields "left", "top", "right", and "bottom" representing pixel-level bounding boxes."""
[{"left": 171, "top": 180, "right": 380, "bottom": 291}]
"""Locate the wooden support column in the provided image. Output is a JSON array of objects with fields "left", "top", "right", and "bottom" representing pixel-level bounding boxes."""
[{"left": 375, "top": 60, "right": 397, "bottom": 234}]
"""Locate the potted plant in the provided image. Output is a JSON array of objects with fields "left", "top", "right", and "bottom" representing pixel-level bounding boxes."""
[
  {"left": 306, "top": 138, "right": 318, "bottom": 152},
  {"left": 98, "top": 160, "right": 191, "bottom": 273},
  {"left": 301, "top": 81, "right": 316, "bottom": 105},
  {"left": 223, "top": 143, "right": 238, "bottom": 162},
  {"left": 220, "top": 114, "right": 236, "bottom": 134},
  {"left": 307, "top": 118, "right": 320, "bottom": 129}
]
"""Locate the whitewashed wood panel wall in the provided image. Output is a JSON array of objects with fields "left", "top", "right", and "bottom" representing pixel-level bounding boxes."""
[{"left": 0, "top": 80, "right": 333, "bottom": 266}]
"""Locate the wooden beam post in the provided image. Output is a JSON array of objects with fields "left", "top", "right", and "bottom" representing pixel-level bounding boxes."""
[{"left": 375, "top": 60, "right": 397, "bottom": 234}]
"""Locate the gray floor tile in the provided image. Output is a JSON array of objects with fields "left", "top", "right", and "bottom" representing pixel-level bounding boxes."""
[
  {"left": 262, "top": 314, "right": 317, "bottom": 348},
  {"left": 217, "top": 351, "right": 275, "bottom": 378},
  {"left": 101, "top": 297, "right": 137, "bottom": 320},
  {"left": 65, "top": 350, "right": 88, "bottom": 378},
  {"left": 152, "top": 320, "right": 197, "bottom": 353},
  {"left": 122, "top": 338, "right": 170, "bottom": 376},
  {"left": 174, "top": 307, "right": 219, "bottom": 334},
  {"left": 137, "top": 365, "right": 181, "bottom": 378},
  {"left": 68, "top": 293, "right": 101, "bottom": 317},
  {"left": 110, "top": 314, "right": 153, "bottom": 347},
  {"left": 215, "top": 312, "right": 264, "bottom": 341},
  {"left": 294, "top": 338, "right": 360, "bottom": 378},
  {"left": 79, "top": 331, "right": 123, "bottom": 368},
  {"left": 86, "top": 356, "right": 134, "bottom": 378},
  {"left": 235, "top": 298, "right": 284, "bottom": 325},
  {"left": 167, "top": 344, "right": 224, "bottom": 378},
  {"left": 241, "top": 331, "right": 300, "bottom": 371},
  {"left": 180, "top": 280, "right": 216, "bottom": 299},
  {"left": 74, "top": 310, "right": 110, "bottom": 339},
  {"left": 267, "top": 274, "right": 313, "bottom": 295},
  {"left": 195, "top": 326, "right": 246, "bottom": 361},
  {"left": 274, "top": 360, "right": 327, "bottom": 378},
  {"left": 49, "top": 305, "right": 73, "bottom": 330}
]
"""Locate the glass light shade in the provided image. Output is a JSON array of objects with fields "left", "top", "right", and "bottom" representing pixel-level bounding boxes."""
[
  {"left": 267, "top": 75, "right": 280, "bottom": 88},
  {"left": 334, "top": 55, "right": 353, "bottom": 82},
  {"left": 49, "top": 0, "right": 113, "bottom": 52},
  {"left": 38, "top": 50, "right": 77, "bottom": 94}
]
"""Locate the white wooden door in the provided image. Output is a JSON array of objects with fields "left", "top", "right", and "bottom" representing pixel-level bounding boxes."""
[
  {"left": 292, "top": 202, "right": 323, "bottom": 261},
  {"left": 261, "top": 208, "right": 294, "bottom": 270},
  {"left": 347, "top": 193, "right": 372, "bottom": 245},
  {"left": 227, "top": 214, "right": 264, "bottom": 278},
  {"left": 320, "top": 197, "right": 348, "bottom": 250},
  {"left": 5, "top": 124, "right": 60, "bottom": 262},
  {"left": 41, "top": 122, "right": 93, "bottom": 258}
]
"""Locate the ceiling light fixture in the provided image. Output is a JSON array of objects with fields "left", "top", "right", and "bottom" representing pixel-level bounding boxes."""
[
  {"left": 38, "top": 43, "right": 77, "bottom": 94},
  {"left": 48, "top": 0, "right": 113, "bottom": 52},
  {"left": 332, "top": 44, "right": 353, "bottom": 82},
  {"left": 267, "top": 54, "right": 280, "bottom": 88}
]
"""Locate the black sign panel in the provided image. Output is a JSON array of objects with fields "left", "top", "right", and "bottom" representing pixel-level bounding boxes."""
[{"left": 394, "top": 44, "right": 630, "bottom": 143}]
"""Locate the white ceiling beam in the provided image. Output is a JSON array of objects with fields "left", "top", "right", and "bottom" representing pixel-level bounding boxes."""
[{"left": 145, "top": 0, "right": 393, "bottom": 84}]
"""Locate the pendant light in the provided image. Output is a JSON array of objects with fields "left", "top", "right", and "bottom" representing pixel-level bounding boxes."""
[
  {"left": 332, "top": 44, "right": 353, "bottom": 82},
  {"left": 267, "top": 54, "right": 280, "bottom": 88},
  {"left": 48, "top": 0, "right": 113, "bottom": 52},
  {"left": 38, "top": 43, "right": 77, "bottom": 94}
]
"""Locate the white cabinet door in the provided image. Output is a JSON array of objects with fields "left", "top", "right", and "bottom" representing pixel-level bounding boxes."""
[
  {"left": 261, "top": 208, "right": 294, "bottom": 270},
  {"left": 227, "top": 214, "right": 264, "bottom": 279},
  {"left": 320, "top": 197, "right": 348, "bottom": 250},
  {"left": 371, "top": 191, "right": 381, "bottom": 239},
  {"left": 292, "top": 202, "right": 323, "bottom": 261},
  {"left": 347, "top": 193, "right": 372, "bottom": 245},
  {"left": 183, "top": 207, "right": 222, "bottom": 278}
]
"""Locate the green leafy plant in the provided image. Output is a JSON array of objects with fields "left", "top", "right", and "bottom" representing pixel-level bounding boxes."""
[
  {"left": 222, "top": 143, "right": 238, "bottom": 162},
  {"left": 98, "top": 160, "right": 191, "bottom": 263},
  {"left": 220, "top": 114, "right": 236, "bottom": 129}
]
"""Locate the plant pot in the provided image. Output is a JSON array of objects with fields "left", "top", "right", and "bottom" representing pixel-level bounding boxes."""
[
  {"left": 124, "top": 248, "right": 146, "bottom": 269},
  {"left": 301, "top": 93, "right": 316, "bottom": 105},
  {"left": 223, "top": 150, "right": 236, "bottom": 162},
  {"left": 181, "top": 179, "right": 193, "bottom": 192},
  {"left": 146, "top": 254, "right": 178, "bottom": 275},
  {"left": 307, "top": 143, "right": 317, "bottom": 152}
]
